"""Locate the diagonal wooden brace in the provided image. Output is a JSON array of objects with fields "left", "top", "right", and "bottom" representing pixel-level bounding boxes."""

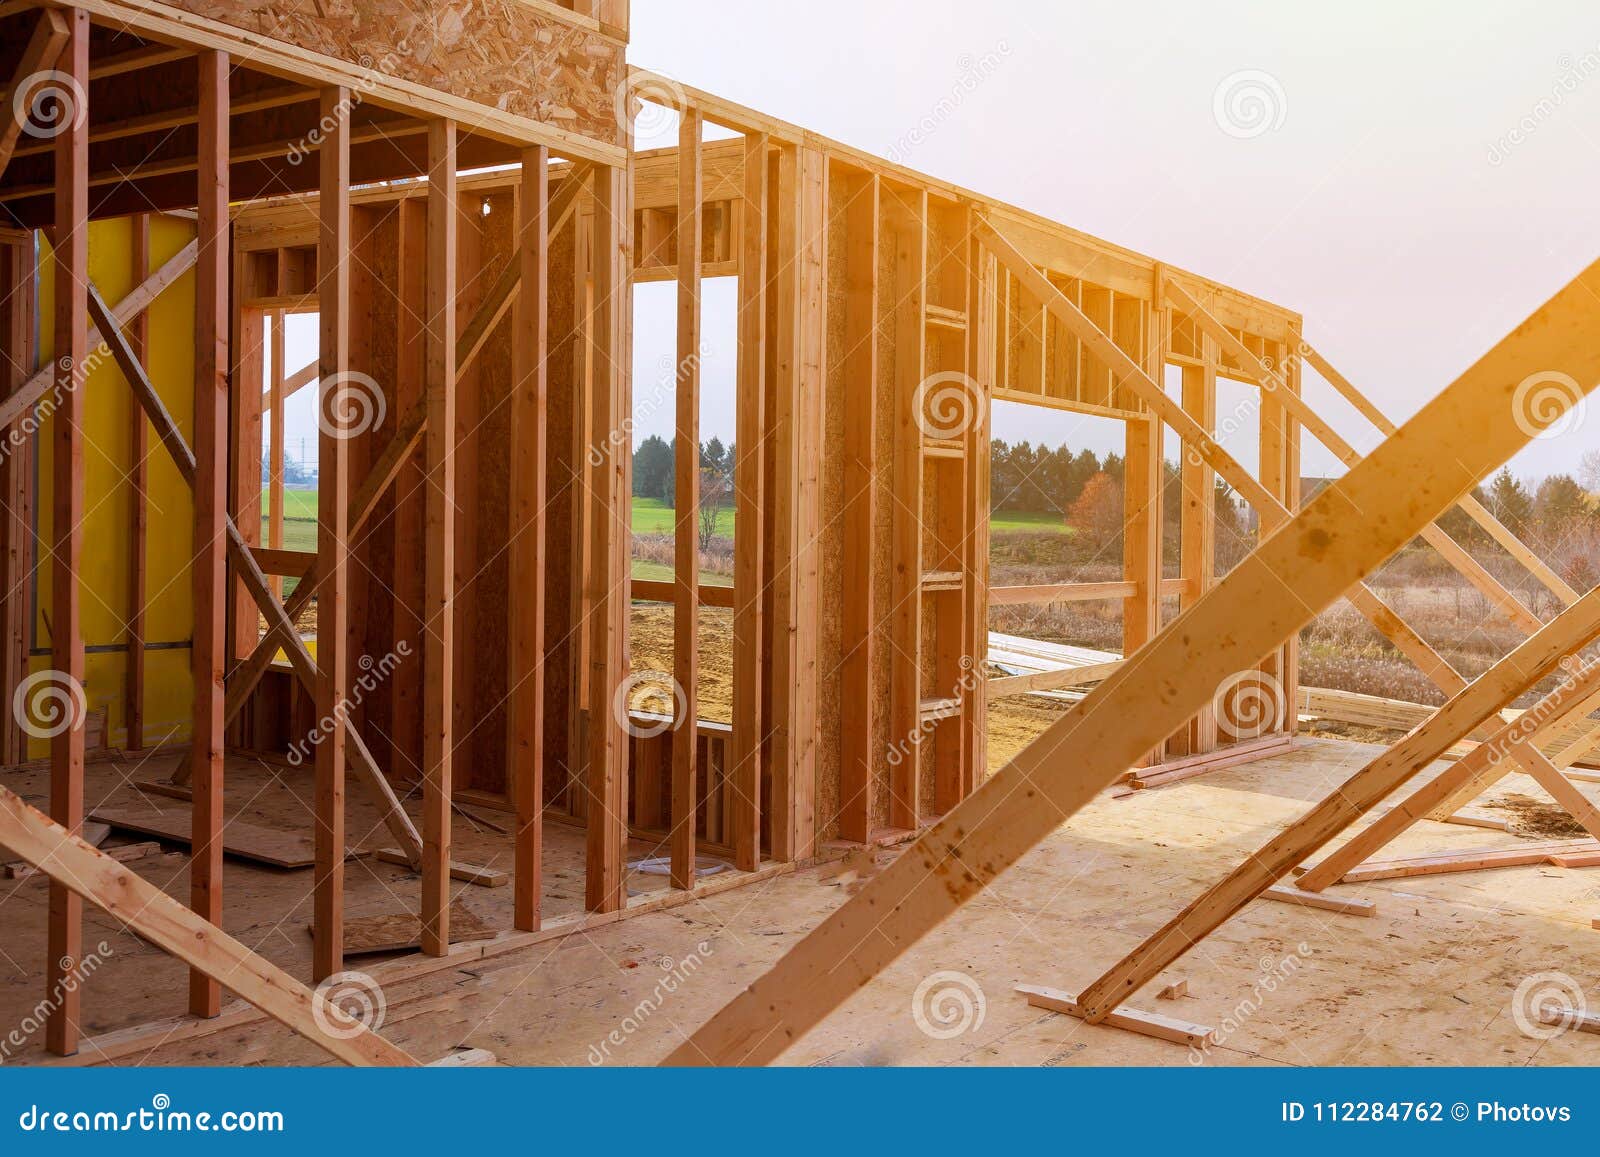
[{"left": 88, "top": 284, "right": 425, "bottom": 866}]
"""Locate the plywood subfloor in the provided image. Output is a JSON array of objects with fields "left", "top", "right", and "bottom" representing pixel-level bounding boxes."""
[{"left": 6, "top": 737, "right": 1599, "bottom": 1066}]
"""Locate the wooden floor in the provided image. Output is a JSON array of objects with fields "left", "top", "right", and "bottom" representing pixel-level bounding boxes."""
[{"left": 3, "top": 737, "right": 1598, "bottom": 1066}]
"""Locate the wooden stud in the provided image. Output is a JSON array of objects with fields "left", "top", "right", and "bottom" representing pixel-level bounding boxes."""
[
  {"left": 313, "top": 84, "right": 351, "bottom": 983},
  {"left": 189, "top": 47, "right": 229, "bottom": 1020},
  {"left": 838, "top": 170, "right": 880, "bottom": 843},
  {"left": 422, "top": 119, "right": 458, "bottom": 954},
  {"left": 586, "top": 162, "right": 629, "bottom": 911},
  {"left": 670, "top": 111, "right": 702, "bottom": 888},
  {"left": 125, "top": 214, "right": 149, "bottom": 751},
  {"left": 730, "top": 134, "right": 768, "bottom": 872},
  {"left": 663, "top": 237, "right": 1600, "bottom": 1065},
  {"left": 887, "top": 184, "right": 927, "bottom": 832},
  {"left": 267, "top": 310, "right": 286, "bottom": 600},
  {"left": 511, "top": 145, "right": 549, "bottom": 929},
  {"left": 45, "top": 4, "right": 88, "bottom": 1058}
]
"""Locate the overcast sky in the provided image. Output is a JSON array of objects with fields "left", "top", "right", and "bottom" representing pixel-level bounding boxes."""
[{"left": 285, "top": 1, "right": 1600, "bottom": 485}]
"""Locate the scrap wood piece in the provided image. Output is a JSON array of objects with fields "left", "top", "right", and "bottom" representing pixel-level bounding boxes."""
[
  {"left": 1537, "top": 1005, "right": 1600, "bottom": 1036},
  {"left": 312, "top": 903, "right": 496, "bottom": 956},
  {"left": 1261, "top": 884, "right": 1376, "bottom": 917},
  {"left": 91, "top": 805, "right": 319, "bottom": 869},
  {"left": 661, "top": 238, "right": 1600, "bottom": 1066},
  {"left": 0, "top": 786, "right": 416, "bottom": 1066},
  {"left": 1334, "top": 840, "right": 1600, "bottom": 883},
  {"left": 374, "top": 848, "right": 509, "bottom": 888},
  {"left": 1018, "top": 984, "right": 1215, "bottom": 1048},
  {"left": 427, "top": 1047, "right": 498, "bottom": 1067},
  {"left": 1156, "top": 978, "right": 1188, "bottom": 1000}
]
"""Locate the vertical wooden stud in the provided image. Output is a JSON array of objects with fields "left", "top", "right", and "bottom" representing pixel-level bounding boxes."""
[
  {"left": 125, "top": 213, "right": 149, "bottom": 751},
  {"left": 313, "top": 85, "right": 352, "bottom": 983},
  {"left": 730, "top": 133, "right": 768, "bottom": 871},
  {"left": 838, "top": 170, "right": 879, "bottom": 843},
  {"left": 511, "top": 145, "right": 549, "bottom": 929},
  {"left": 189, "top": 47, "right": 230, "bottom": 1019},
  {"left": 45, "top": 5, "right": 89, "bottom": 1056},
  {"left": 422, "top": 120, "right": 457, "bottom": 953},
  {"left": 670, "top": 111, "right": 702, "bottom": 888}
]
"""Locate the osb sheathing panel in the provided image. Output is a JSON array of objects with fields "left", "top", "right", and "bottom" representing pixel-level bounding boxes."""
[{"left": 164, "top": 0, "right": 625, "bottom": 146}]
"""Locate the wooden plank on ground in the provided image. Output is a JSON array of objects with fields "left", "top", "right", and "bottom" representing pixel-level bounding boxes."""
[
  {"left": 0, "top": 787, "right": 415, "bottom": 1066},
  {"left": 314, "top": 903, "right": 496, "bottom": 956},
  {"left": 92, "top": 806, "right": 321, "bottom": 869},
  {"left": 1017, "top": 984, "right": 1215, "bottom": 1048}
]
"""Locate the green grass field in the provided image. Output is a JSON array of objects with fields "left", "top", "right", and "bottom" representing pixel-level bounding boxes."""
[
  {"left": 990, "top": 509, "right": 1071, "bottom": 534},
  {"left": 631, "top": 496, "right": 735, "bottom": 538},
  {"left": 265, "top": 490, "right": 1064, "bottom": 546}
]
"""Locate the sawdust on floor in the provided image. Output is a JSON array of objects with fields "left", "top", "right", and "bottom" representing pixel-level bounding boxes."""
[{"left": 1482, "top": 792, "right": 1589, "bottom": 839}]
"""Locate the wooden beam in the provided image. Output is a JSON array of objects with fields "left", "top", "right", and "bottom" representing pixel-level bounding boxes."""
[
  {"left": 314, "top": 85, "right": 352, "bottom": 983},
  {"left": 422, "top": 119, "right": 457, "bottom": 955},
  {"left": 125, "top": 214, "right": 148, "bottom": 750},
  {"left": 0, "top": 9, "right": 69, "bottom": 179},
  {"left": 85, "top": 285, "right": 430, "bottom": 875},
  {"left": 1298, "top": 653, "right": 1600, "bottom": 891},
  {"left": 670, "top": 112, "right": 702, "bottom": 889},
  {"left": 1018, "top": 985, "right": 1215, "bottom": 1048},
  {"left": 0, "top": 243, "right": 197, "bottom": 433},
  {"left": 1077, "top": 586, "right": 1600, "bottom": 1020},
  {"left": 1299, "top": 338, "right": 1579, "bottom": 605},
  {"left": 511, "top": 144, "right": 549, "bottom": 929},
  {"left": 838, "top": 170, "right": 879, "bottom": 843},
  {"left": 45, "top": 5, "right": 88, "bottom": 1058},
  {"left": 978, "top": 221, "right": 1465, "bottom": 699},
  {"left": 1168, "top": 279, "right": 1544, "bottom": 636},
  {"left": 0, "top": 787, "right": 417, "bottom": 1066},
  {"left": 585, "top": 163, "right": 629, "bottom": 911},
  {"left": 188, "top": 47, "right": 229, "bottom": 1020},
  {"left": 729, "top": 132, "right": 768, "bottom": 872},
  {"left": 661, "top": 244, "right": 1600, "bottom": 1065}
]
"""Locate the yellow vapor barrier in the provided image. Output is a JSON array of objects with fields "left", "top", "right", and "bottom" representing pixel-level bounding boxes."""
[{"left": 33, "top": 214, "right": 198, "bottom": 758}]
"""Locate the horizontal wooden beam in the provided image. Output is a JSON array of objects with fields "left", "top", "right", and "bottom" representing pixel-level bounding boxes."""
[{"left": 631, "top": 578, "right": 734, "bottom": 608}]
